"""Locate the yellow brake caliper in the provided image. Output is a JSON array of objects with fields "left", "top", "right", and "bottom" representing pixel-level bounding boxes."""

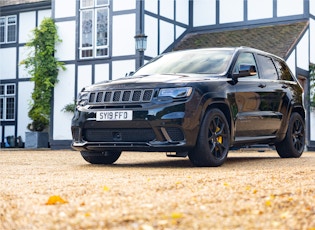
[{"left": 216, "top": 127, "right": 223, "bottom": 144}]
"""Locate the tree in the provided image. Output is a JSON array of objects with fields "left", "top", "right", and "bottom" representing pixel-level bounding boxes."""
[{"left": 21, "top": 18, "right": 65, "bottom": 131}]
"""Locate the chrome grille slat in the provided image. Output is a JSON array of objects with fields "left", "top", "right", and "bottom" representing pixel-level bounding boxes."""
[{"left": 88, "top": 89, "right": 153, "bottom": 104}]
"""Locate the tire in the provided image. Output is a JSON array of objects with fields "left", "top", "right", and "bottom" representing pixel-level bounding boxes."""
[
  {"left": 275, "top": 112, "right": 305, "bottom": 158},
  {"left": 81, "top": 151, "right": 121, "bottom": 164},
  {"left": 188, "top": 108, "right": 230, "bottom": 167}
]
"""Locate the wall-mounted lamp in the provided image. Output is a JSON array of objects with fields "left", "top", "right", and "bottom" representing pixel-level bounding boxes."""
[{"left": 134, "top": 34, "right": 147, "bottom": 68}]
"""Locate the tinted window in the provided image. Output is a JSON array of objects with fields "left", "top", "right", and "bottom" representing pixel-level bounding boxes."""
[
  {"left": 134, "top": 49, "right": 234, "bottom": 75},
  {"left": 233, "top": 52, "right": 258, "bottom": 78},
  {"left": 256, "top": 55, "right": 278, "bottom": 80},
  {"left": 273, "top": 58, "right": 294, "bottom": 81}
]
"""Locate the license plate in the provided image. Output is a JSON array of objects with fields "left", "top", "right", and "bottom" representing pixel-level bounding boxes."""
[{"left": 96, "top": 110, "right": 133, "bottom": 121}]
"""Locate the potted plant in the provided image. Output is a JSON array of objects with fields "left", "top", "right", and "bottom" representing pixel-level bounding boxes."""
[{"left": 21, "top": 18, "right": 65, "bottom": 148}]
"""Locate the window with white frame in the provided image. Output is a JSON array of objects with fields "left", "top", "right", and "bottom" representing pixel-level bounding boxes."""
[
  {"left": 0, "top": 15, "right": 17, "bottom": 44},
  {"left": 0, "top": 84, "right": 15, "bottom": 121},
  {"left": 80, "top": 0, "right": 109, "bottom": 59}
]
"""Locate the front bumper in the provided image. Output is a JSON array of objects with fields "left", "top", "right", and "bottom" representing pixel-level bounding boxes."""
[{"left": 71, "top": 102, "right": 200, "bottom": 152}]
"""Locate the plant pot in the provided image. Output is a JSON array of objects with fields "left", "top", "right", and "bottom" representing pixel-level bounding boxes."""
[{"left": 25, "top": 132, "right": 49, "bottom": 149}]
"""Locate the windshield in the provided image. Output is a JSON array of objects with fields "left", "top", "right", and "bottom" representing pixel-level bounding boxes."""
[{"left": 134, "top": 49, "right": 235, "bottom": 76}]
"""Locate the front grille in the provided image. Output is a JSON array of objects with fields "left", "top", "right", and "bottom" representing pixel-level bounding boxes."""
[
  {"left": 84, "top": 128, "right": 156, "bottom": 142},
  {"left": 89, "top": 89, "right": 154, "bottom": 104},
  {"left": 165, "top": 127, "right": 185, "bottom": 141}
]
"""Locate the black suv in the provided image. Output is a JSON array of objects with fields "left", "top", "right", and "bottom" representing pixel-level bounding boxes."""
[{"left": 71, "top": 47, "right": 305, "bottom": 166}]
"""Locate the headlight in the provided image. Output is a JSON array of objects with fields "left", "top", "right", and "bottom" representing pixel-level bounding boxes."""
[
  {"left": 158, "top": 87, "right": 192, "bottom": 99},
  {"left": 77, "top": 91, "right": 89, "bottom": 106}
]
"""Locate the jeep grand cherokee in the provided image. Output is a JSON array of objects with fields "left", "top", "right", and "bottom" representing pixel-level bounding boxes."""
[{"left": 71, "top": 47, "right": 305, "bottom": 167}]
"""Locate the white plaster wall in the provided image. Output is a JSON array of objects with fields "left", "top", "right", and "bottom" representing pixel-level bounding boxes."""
[
  {"left": 55, "top": 21, "right": 76, "bottom": 61},
  {"left": 160, "top": 0, "right": 174, "bottom": 19},
  {"left": 19, "top": 11, "right": 36, "bottom": 44},
  {"left": 277, "top": 0, "right": 304, "bottom": 17},
  {"left": 53, "top": 64, "right": 75, "bottom": 140},
  {"left": 54, "top": 0, "right": 76, "bottom": 18},
  {"left": 310, "top": 19, "right": 315, "bottom": 64},
  {"left": 4, "top": 126, "right": 15, "bottom": 139},
  {"left": 19, "top": 46, "right": 32, "bottom": 79},
  {"left": 220, "top": 0, "right": 244, "bottom": 23},
  {"left": 0, "top": 48, "right": 16, "bottom": 79},
  {"left": 176, "top": 26, "right": 186, "bottom": 39},
  {"left": 112, "top": 60, "right": 135, "bottom": 80},
  {"left": 17, "top": 81, "right": 33, "bottom": 141},
  {"left": 296, "top": 31, "right": 309, "bottom": 70},
  {"left": 113, "top": 0, "right": 136, "bottom": 11},
  {"left": 160, "top": 20, "right": 174, "bottom": 53},
  {"left": 311, "top": 0, "right": 315, "bottom": 15},
  {"left": 145, "top": 0, "right": 158, "bottom": 14},
  {"left": 145, "top": 15, "right": 158, "bottom": 57},
  {"left": 286, "top": 51, "right": 296, "bottom": 77},
  {"left": 95, "top": 63, "right": 110, "bottom": 83},
  {"left": 37, "top": 9, "right": 51, "bottom": 23},
  {"left": 193, "top": 0, "right": 216, "bottom": 27},
  {"left": 112, "top": 14, "right": 136, "bottom": 57},
  {"left": 176, "top": 0, "right": 189, "bottom": 25},
  {"left": 248, "top": 0, "right": 273, "bottom": 20},
  {"left": 77, "top": 65, "right": 92, "bottom": 92}
]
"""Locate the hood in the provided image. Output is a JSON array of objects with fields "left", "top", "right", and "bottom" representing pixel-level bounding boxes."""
[{"left": 85, "top": 73, "right": 220, "bottom": 91}]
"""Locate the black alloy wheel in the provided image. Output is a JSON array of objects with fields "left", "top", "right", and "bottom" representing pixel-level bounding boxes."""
[
  {"left": 189, "top": 108, "right": 230, "bottom": 167},
  {"left": 276, "top": 112, "right": 305, "bottom": 158}
]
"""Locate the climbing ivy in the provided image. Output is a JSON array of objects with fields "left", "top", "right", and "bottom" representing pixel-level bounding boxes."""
[
  {"left": 21, "top": 18, "right": 65, "bottom": 131},
  {"left": 310, "top": 64, "right": 315, "bottom": 108}
]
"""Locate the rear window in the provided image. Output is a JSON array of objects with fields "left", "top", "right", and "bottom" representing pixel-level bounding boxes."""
[
  {"left": 134, "top": 49, "right": 234, "bottom": 76},
  {"left": 273, "top": 58, "right": 294, "bottom": 81},
  {"left": 256, "top": 54, "right": 278, "bottom": 80}
]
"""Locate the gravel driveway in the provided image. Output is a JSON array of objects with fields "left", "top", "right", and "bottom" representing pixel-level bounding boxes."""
[{"left": 0, "top": 149, "right": 314, "bottom": 229}]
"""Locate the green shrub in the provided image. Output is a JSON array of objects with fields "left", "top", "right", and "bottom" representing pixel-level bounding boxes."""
[{"left": 21, "top": 18, "right": 65, "bottom": 131}]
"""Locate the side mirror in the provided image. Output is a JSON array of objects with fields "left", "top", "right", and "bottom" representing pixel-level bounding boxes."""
[{"left": 234, "top": 64, "right": 257, "bottom": 78}]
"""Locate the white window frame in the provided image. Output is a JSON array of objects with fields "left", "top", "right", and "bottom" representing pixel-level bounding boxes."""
[
  {"left": 0, "top": 84, "right": 15, "bottom": 121},
  {"left": 0, "top": 15, "right": 17, "bottom": 44},
  {"left": 79, "top": 0, "right": 109, "bottom": 59}
]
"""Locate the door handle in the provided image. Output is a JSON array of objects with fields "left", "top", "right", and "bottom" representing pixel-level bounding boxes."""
[
  {"left": 282, "top": 85, "right": 288, "bottom": 89},
  {"left": 258, "top": 83, "right": 266, "bottom": 88}
]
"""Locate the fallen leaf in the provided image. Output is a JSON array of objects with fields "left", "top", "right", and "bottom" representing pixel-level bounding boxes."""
[
  {"left": 103, "top": 186, "right": 110, "bottom": 192},
  {"left": 45, "top": 195, "right": 68, "bottom": 205}
]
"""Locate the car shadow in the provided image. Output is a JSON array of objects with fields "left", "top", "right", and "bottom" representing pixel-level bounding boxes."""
[{"left": 77, "top": 155, "right": 282, "bottom": 169}]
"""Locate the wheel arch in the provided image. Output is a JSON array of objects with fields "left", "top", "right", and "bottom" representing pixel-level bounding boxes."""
[{"left": 201, "top": 101, "right": 234, "bottom": 144}]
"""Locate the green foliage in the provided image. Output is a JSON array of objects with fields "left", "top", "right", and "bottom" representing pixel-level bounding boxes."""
[
  {"left": 310, "top": 64, "right": 315, "bottom": 108},
  {"left": 62, "top": 102, "right": 76, "bottom": 113},
  {"left": 21, "top": 18, "right": 65, "bottom": 131}
]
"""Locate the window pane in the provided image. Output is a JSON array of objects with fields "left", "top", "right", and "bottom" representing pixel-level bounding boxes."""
[
  {"left": 81, "top": 49, "right": 93, "bottom": 57},
  {"left": 7, "top": 24, "right": 16, "bottom": 42},
  {"left": 81, "top": 10, "right": 93, "bottom": 47},
  {"left": 81, "top": 0, "right": 94, "bottom": 8},
  {"left": 0, "top": 85, "right": 4, "bottom": 95},
  {"left": 6, "top": 97, "right": 14, "bottom": 120},
  {"left": 97, "top": 0, "right": 108, "bottom": 6},
  {"left": 96, "top": 8, "right": 108, "bottom": 46},
  {"left": 96, "top": 48, "right": 107, "bottom": 56},
  {"left": 0, "top": 98, "right": 3, "bottom": 120},
  {"left": 0, "top": 18, "right": 5, "bottom": 43},
  {"left": 6, "top": 85, "right": 15, "bottom": 94}
]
